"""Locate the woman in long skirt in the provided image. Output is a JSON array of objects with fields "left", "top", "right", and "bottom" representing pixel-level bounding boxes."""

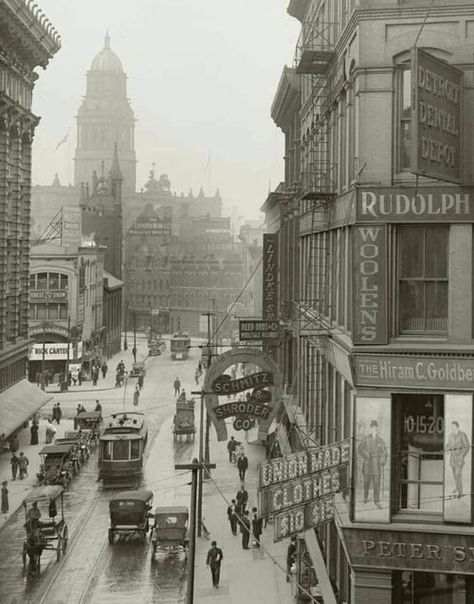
[{"left": 1, "top": 480, "right": 9, "bottom": 514}]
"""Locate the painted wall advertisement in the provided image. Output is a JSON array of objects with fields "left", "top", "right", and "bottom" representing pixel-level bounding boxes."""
[
  {"left": 354, "top": 396, "right": 391, "bottom": 523},
  {"left": 352, "top": 225, "right": 387, "bottom": 345},
  {"left": 411, "top": 48, "right": 463, "bottom": 184},
  {"left": 258, "top": 441, "right": 350, "bottom": 542},
  {"left": 444, "top": 394, "right": 472, "bottom": 524},
  {"left": 262, "top": 234, "right": 278, "bottom": 321}
]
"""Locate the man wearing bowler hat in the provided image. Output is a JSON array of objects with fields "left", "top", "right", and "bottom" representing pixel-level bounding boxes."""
[{"left": 357, "top": 419, "right": 387, "bottom": 509}]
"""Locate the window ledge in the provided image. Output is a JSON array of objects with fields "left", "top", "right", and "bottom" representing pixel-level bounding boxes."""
[{"left": 392, "top": 512, "right": 442, "bottom": 525}]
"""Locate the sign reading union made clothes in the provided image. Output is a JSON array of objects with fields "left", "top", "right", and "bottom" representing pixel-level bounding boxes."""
[
  {"left": 352, "top": 226, "right": 387, "bottom": 345},
  {"left": 411, "top": 48, "right": 463, "bottom": 184},
  {"left": 257, "top": 440, "right": 350, "bottom": 542}
]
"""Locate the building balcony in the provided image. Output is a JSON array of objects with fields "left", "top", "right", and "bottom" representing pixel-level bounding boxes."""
[{"left": 294, "top": 27, "right": 335, "bottom": 75}]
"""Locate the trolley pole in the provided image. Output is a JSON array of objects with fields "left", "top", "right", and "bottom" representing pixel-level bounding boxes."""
[
  {"left": 193, "top": 388, "right": 205, "bottom": 537},
  {"left": 176, "top": 458, "right": 215, "bottom": 604},
  {"left": 202, "top": 310, "right": 215, "bottom": 467}
]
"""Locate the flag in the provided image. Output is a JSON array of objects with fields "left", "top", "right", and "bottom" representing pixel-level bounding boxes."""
[
  {"left": 203, "top": 150, "right": 211, "bottom": 172},
  {"left": 54, "top": 133, "right": 68, "bottom": 152}
]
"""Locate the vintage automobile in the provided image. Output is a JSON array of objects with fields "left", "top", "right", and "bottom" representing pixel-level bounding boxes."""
[
  {"left": 129, "top": 361, "right": 146, "bottom": 378},
  {"left": 108, "top": 489, "right": 153, "bottom": 544},
  {"left": 22, "top": 485, "right": 68, "bottom": 573},
  {"left": 172, "top": 397, "right": 196, "bottom": 442},
  {"left": 37, "top": 444, "right": 75, "bottom": 488},
  {"left": 148, "top": 340, "right": 166, "bottom": 356},
  {"left": 151, "top": 506, "right": 189, "bottom": 560}
]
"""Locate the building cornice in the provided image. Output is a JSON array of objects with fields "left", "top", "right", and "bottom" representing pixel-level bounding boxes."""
[{"left": 271, "top": 66, "right": 301, "bottom": 130}]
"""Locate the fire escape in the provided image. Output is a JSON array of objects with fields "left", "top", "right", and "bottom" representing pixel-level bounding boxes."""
[{"left": 292, "top": 15, "right": 337, "bottom": 446}]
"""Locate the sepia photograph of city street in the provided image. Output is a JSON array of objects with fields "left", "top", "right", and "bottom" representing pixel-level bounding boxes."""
[{"left": 1, "top": 1, "right": 474, "bottom": 603}]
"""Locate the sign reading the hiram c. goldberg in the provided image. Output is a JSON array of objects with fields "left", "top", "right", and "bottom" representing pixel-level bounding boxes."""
[
  {"left": 354, "top": 354, "right": 474, "bottom": 390},
  {"left": 258, "top": 440, "right": 350, "bottom": 542},
  {"left": 357, "top": 186, "right": 474, "bottom": 222},
  {"left": 411, "top": 48, "right": 463, "bottom": 184}
]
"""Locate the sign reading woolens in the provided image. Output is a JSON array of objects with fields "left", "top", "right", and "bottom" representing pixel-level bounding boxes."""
[
  {"left": 352, "top": 226, "right": 387, "bottom": 345},
  {"left": 354, "top": 354, "right": 474, "bottom": 390},
  {"left": 357, "top": 187, "right": 474, "bottom": 222},
  {"left": 412, "top": 48, "right": 463, "bottom": 184}
]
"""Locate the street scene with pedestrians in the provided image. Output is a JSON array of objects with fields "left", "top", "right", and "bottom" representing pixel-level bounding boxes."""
[{"left": 2, "top": 1, "right": 474, "bottom": 603}]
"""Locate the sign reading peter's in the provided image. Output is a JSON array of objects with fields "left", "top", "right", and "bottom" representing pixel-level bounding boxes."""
[
  {"left": 352, "top": 226, "right": 387, "bottom": 345},
  {"left": 412, "top": 48, "right": 463, "bottom": 183}
]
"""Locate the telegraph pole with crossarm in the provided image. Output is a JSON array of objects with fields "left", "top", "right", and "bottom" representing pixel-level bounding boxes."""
[{"left": 175, "top": 458, "right": 216, "bottom": 604}]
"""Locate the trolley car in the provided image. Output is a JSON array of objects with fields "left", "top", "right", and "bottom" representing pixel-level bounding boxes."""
[
  {"left": 170, "top": 332, "right": 191, "bottom": 360},
  {"left": 98, "top": 412, "right": 148, "bottom": 488}
]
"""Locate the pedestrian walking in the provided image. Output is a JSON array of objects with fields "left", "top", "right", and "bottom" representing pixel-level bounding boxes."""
[
  {"left": 45, "top": 420, "right": 56, "bottom": 444},
  {"left": 227, "top": 436, "right": 238, "bottom": 463},
  {"left": 173, "top": 377, "right": 181, "bottom": 397},
  {"left": 138, "top": 373, "right": 144, "bottom": 390},
  {"left": 8, "top": 433, "right": 19, "bottom": 453},
  {"left": 226, "top": 499, "right": 238, "bottom": 536},
  {"left": 78, "top": 368, "right": 83, "bottom": 386},
  {"left": 251, "top": 507, "right": 263, "bottom": 547},
  {"left": 206, "top": 540, "right": 223, "bottom": 588},
  {"left": 101, "top": 362, "right": 108, "bottom": 379},
  {"left": 240, "top": 510, "right": 251, "bottom": 549},
  {"left": 237, "top": 452, "right": 249, "bottom": 482},
  {"left": 133, "top": 384, "right": 140, "bottom": 406},
  {"left": 30, "top": 422, "right": 39, "bottom": 445},
  {"left": 10, "top": 453, "right": 19, "bottom": 480},
  {"left": 132, "top": 345, "right": 137, "bottom": 364},
  {"left": 55, "top": 403, "right": 62, "bottom": 425},
  {"left": 286, "top": 535, "right": 297, "bottom": 582},
  {"left": 1, "top": 481, "right": 8, "bottom": 514},
  {"left": 236, "top": 485, "right": 248, "bottom": 515},
  {"left": 18, "top": 452, "right": 29, "bottom": 479},
  {"left": 92, "top": 368, "right": 99, "bottom": 386},
  {"left": 35, "top": 372, "right": 41, "bottom": 387},
  {"left": 95, "top": 400, "right": 102, "bottom": 414}
]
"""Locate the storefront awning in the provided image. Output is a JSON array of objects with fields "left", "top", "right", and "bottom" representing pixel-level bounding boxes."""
[{"left": 0, "top": 380, "right": 53, "bottom": 438}]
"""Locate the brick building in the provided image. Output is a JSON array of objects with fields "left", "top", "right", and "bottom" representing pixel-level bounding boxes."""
[{"left": 264, "top": 1, "right": 474, "bottom": 602}]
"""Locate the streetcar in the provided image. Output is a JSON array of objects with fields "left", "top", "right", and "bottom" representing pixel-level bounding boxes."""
[
  {"left": 98, "top": 412, "right": 148, "bottom": 488},
  {"left": 170, "top": 332, "right": 191, "bottom": 360},
  {"left": 22, "top": 485, "right": 68, "bottom": 574}
]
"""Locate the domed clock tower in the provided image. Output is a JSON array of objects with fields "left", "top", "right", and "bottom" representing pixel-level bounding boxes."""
[{"left": 74, "top": 33, "right": 136, "bottom": 193}]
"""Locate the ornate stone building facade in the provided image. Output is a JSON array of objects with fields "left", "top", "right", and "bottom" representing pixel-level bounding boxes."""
[{"left": 0, "top": 0, "right": 60, "bottom": 405}]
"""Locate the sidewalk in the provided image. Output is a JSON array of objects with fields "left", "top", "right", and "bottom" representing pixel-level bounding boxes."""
[
  {"left": 0, "top": 418, "right": 75, "bottom": 529},
  {"left": 194, "top": 431, "right": 293, "bottom": 604}
]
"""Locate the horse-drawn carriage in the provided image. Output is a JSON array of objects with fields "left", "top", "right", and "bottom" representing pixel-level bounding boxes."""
[
  {"left": 108, "top": 490, "right": 153, "bottom": 544},
  {"left": 64, "top": 430, "right": 93, "bottom": 460},
  {"left": 74, "top": 410, "right": 102, "bottom": 440},
  {"left": 22, "top": 486, "right": 68, "bottom": 574},
  {"left": 172, "top": 398, "right": 196, "bottom": 442},
  {"left": 151, "top": 506, "right": 189, "bottom": 561},
  {"left": 37, "top": 444, "right": 75, "bottom": 488}
]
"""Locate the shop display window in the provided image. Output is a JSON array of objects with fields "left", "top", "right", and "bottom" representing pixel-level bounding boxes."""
[{"left": 396, "top": 571, "right": 471, "bottom": 604}]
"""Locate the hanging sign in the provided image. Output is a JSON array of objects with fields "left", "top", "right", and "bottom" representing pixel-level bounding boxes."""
[{"left": 211, "top": 371, "right": 274, "bottom": 394}]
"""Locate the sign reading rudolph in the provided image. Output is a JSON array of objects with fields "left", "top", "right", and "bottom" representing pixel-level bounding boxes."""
[{"left": 204, "top": 347, "right": 282, "bottom": 441}]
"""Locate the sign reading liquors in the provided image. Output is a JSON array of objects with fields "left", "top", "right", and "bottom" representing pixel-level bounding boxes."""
[
  {"left": 354, "top": 354, "right": 474, "bottom": 390},
  {"left": 412, "top": 48, "right": 463, "bottom": 184},
  {"left": 357, "top": 187, "right": 474, "bottom": 222},
  {"left": 352, "top": 226, "right": 387, "bottom": 345}
]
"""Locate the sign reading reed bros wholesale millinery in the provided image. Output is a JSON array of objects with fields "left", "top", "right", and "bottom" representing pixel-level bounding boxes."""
[{"left": 258, "top": 440, "right": 350, "bottom": 542}]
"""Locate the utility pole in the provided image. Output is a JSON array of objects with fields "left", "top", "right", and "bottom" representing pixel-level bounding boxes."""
[
  {"left": 65, "top": 316, "right": 71, "bottom": 391},
  {"left": 176, "top": 458, "right": 215, "bottom": 604},
  {"left": 202, "top": 310, "right": 215, "bottom": 468},
  {"left": 41, "top": 322, "right": 46, "bottom": 390},
  {"left": 123, "top": 304, "right": 128, "bottom": 351}
]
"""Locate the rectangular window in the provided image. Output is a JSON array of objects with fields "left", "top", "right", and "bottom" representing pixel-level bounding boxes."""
[
  {"left": 394, "top": 394, "right": 444, "bottom": 515},
  {"left": 399, "top": 67, "right": 412, "bottom": 171},
  {"left": 48, "top": 305, "right": 59, "bottom": 320},
  {"left": 130, "top": 440, "right": 140, "bottom": 459},
  {"left": 113, "top": 440, "right": 129, "bottom": 460},
  {"left": 102, "top": 442, "right": 111, "bottom": 460},
  {"left": 398, "top": 226, "right": 448, "bottom": 334},
  {"left": 36, "top": 304, "right": 47, "bottom": 320}
]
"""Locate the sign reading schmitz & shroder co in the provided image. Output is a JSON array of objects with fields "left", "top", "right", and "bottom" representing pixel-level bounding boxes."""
[
  {"left": 211, "top": 371, "right": 274, "bottom": 394},
  {"left": 258, "top": 440, "right": 350, "bottom": 542},
  {"left": 411, "top": 48, "right": 463, "bottom": 184}
]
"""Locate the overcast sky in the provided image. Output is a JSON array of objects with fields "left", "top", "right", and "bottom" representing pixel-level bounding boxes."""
[{"left": 32, "top": 1, "right": 299, "bottom": 219}]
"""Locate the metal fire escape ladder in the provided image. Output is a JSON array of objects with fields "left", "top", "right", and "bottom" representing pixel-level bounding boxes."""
[{"left": 293, "top": 14, "right": 338, "bottom": 446}]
